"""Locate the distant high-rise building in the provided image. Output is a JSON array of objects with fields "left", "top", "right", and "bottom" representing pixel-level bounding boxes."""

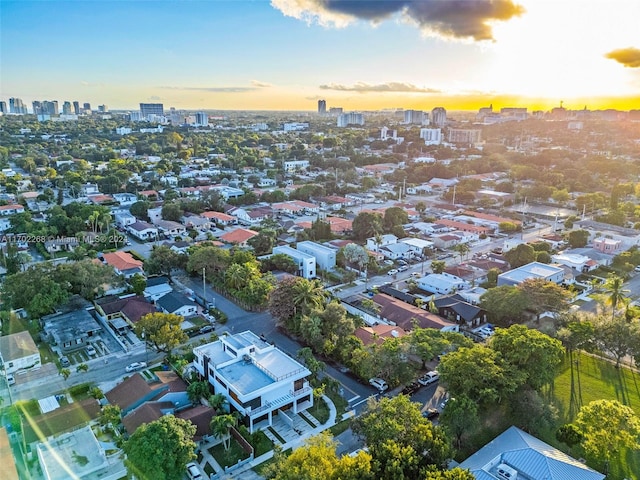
[
  {"left": 9, "top": 97, "right": 27, "bottom": 114},
  {"left": 32, "top": 101, "right": 42, "bottom": 115},
  {"left": 431, "top": 107, "right": 447, "bottom": 127},
  {"left": 62, "top": 101, "right": 72, "bottom": 115},
  {"left": 98, "top": 105, "right": 108, "bottom": 113},
  {"left": 420, "top": 128, "right": 442, "bottom": 145},
  {"left": 0, "top": 101, "right": 6, "bottom": 114},
  {"left": 329, "top": 107, "right": 343, "bottom": 115},
  {"left": 404, "top": 109, "right": 427, "bottom": 125},
  {"left": 318, "top": 99, "right": 326, "bottom": 114},
  {"left": 73, "top": 101, "right": 80, "bottom": 114},
  {"left": 448, "top": 128, "right": 481, "bottom": 145},
  {"left": 43, "top": 100, "right": 59, "bottom": 115},
  {"left": 83, "top": 102, "right": 92, "bottom": 112},
  {"left": 195, "top": 112, "right": 209, "bottom": 127},
  {"left": 140, "top": 103, "right": 164, "bottom": 117},
  {"left": 337, "top": 112, "right": 364, "bottom": 127}
]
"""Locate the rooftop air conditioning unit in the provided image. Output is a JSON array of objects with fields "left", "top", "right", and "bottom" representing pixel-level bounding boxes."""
[{"left": 496, "top": 463, "right": 518, "bottom": 480}]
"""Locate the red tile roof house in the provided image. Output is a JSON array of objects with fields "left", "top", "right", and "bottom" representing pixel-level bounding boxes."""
[
  {"left": 354, "top": 325, "right": 408, "bottom": 346},
  {"left": 219, "top": 228, "right": 259, "bottom": 247},
  {"left": 0, "top": 204, "right": 25, "bottom": 216},
  {"left": 201, "top": 210, "right": 237, "bottom": 226},
  {"left": 101, "top": 251, "right": 144, "bottom": 278},
  {"left": 372, "top": 293, "right": 458, "bottom": 332}
]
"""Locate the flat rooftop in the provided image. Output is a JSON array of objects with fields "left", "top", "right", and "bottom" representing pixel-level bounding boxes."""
[{"left": 217, "top": 361, "right": 275, "bottom": 396}]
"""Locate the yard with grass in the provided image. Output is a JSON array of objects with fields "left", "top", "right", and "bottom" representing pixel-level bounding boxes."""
[
  {"left": 308, "top": 397, "right": 330, "bottom": 424},
  {"left": 544, "top": 353, "right": 640, "bottom": 480},
  {"left": 208, "top": 438, "right": 250, "bottom": 469}
]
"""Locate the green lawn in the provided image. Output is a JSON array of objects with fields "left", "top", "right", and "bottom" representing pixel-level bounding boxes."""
[
  {"left": 544, "top": 353, "right": 640, "bottom": 480},
  {"left": 309, "top": 397, "right": 330, "bottom": 424},
  {"left": 208, "top": 438, "right": 250, "bottom": 468}
]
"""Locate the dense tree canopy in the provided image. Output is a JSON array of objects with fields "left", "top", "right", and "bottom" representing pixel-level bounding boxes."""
[
  {"left": 134, "top": 312, "right": 188, "bottom": 353},
  {"left": 123, "top": 415, "right": 196, "bottom": 480}
]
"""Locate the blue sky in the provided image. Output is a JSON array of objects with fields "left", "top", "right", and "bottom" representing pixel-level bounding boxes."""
[{"left": 2, "top": 0, "right": 640, "bottom": 111}]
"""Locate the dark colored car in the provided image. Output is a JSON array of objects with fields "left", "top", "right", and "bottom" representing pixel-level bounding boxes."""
[
  {"left": 422, "top": 408, "right": 440, "bottom": 420},
  {"left": 401, "top": 382, "right": 421, "bottom": 396}
]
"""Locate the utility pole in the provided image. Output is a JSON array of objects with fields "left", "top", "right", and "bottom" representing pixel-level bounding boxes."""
[{"left": 202, "top": 267, "right": 207, "bottom": 309}]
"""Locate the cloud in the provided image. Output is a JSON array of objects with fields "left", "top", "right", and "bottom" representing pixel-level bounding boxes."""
[
  {"left": 605, "top": 47, "right": 640, "bottom": 68},
  {"left": 319, "top": 81, "right": 441, "bottom": 93},
  {"left": 251, "top": 80, "right": 273, "bottom": 88},
  {"left": 159, "top": 85, "right": 258, "bottom": 93},
  {"left": 271, "top": 0, "right": 525, "bottom": 41}
]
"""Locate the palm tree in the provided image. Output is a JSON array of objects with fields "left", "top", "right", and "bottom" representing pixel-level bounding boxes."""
[
  {"left": 209, "top": 414, "right": 237, "bottom": 450},
  {"left": 224, "top": 263, "right": 249, "bottom": 291},
  {"left": 603, "top": 274, "right": 630, "bottom": 320},
  {"left": 208, "top": 393, "right": 229, "bottom": 413},
  {"left": 452, "top": 243, "right": 470, "bottom": 263},
  {"left": 292, "top": 279, "right": 327, "bottom": 316}
]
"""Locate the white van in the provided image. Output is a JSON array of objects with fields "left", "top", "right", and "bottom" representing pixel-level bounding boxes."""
[
  {"left": 7, "top": 374, "right": 15, "bottom": 386},
  {"left": 369, "top": 377, "right": 389, "bottom": 392}
]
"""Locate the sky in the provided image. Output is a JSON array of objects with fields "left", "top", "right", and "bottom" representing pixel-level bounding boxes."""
[{"left": 1, "top": 0, "right": 640, "bottom": 112}]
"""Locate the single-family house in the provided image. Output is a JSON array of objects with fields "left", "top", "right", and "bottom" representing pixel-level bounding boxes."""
[
  {"left": 157, "top": 291, "right": 197, "bottom": 317},
  {"left": 113, "top": 193, "right": 138, "bottom": 206},
  {"left": 551, "top": 252, "right": 598, "bottom": 273},
  {"left": 431, "top": 234, "right": 462, "bottom": 249},
  {"left": 220, "top": 228, "right": 259, "bottom": 247},
  {"left": 41, "top": 309, "right": 102, "bottom": 353},
  {"left": 296, "top": 241, "right": 336, "bottom": 271},
  {"left": 94, "top": 295, "right": 158, "bottom": 333},
  {"left": 115, "top": 211, "right": 137, "bottom": 228},
  {"left": 497, "top": 261, "right": 565, "bottom": 287},
  {"left": 433, "top": 294, "right": 487, "bottom": 327},
  {"left": 380, "top": 242, "right": 413, "bottom": 260},
  {"left": 156, "top": 220, "right": 187, "bottom": 237},
  {"left": 593, "top": 237, "right": 622, "bottom": 254},
  {"left": 272, "top": 246, "right": 316, "bottom": 278},
  {"left": 127, "top": 221, "right": 158, "bottom": 241},
  {"left": 366, "top": 234, "right": 397, "bottom": 251},
  {"left": 44, "top": 237, "right": 79, "bottom": 254},
  {"left": 193, "top": 331, "right": 313, "bottom": 433},
  {"left": 458, "top": 425, "right": 604, "bottom": 480},
  {"left": 0, "top": 204, "right": 25, "bottom": 216},
  {"left": 372, "top": 294, "right": 458, "bottom": 332},
  {"left": 102, "top": 251, "right": 144, "bottom": 278},
  {"left": 354, "top": 325, "right": 407, "bottom": 346},
  {"left": 144, "top": 276, "right": 173, "bottom": 301},
  {"left": 418, "top": 273, "right": 469, "bottom": 295},
  {"left": 201, "top": 211, "right": 237, "bottom": 226},
  {"left": 0, "top": 331, "right": 41, "bottom": 374}
]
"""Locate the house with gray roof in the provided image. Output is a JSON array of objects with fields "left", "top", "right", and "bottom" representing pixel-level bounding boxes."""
[
  {"left": 497, "top": 262, "right": 565, "bottom": 287},
  {"left": 458, "top": 425, "right": 604, "bottom": 480},
  {"left": 41, "top": 309, "right": 102, "bottom": 354},
  {"left": 157, "top": 291, "right": 197, "bottom": 317}
]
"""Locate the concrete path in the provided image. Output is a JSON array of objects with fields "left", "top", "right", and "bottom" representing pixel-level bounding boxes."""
[{"left": 217, "top": 394, "right": 338, "bottom": 479}]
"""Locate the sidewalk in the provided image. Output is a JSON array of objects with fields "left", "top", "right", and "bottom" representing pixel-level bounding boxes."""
[{"left": 217, "top": 394, "right": 338, "bottom": 479}]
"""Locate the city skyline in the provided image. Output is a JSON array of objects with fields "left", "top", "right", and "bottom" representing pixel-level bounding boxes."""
[{"left": 2, "top": 0, "right": 640, "bottom": 111}]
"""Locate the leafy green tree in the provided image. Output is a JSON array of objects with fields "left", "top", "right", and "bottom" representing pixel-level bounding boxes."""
[
  {"left": 479, "top": 285, "right": 529, "bottom": 325},
  {"left": 556, "top": 423, "right": 583, "bottom": 454},
  {"left": 517, "top": 278, "right": 570, "bottom": 321},
  {"left": 263, "top": 432, "right": 374, "bottom": 480},
  {"left": 594, "top": 315, "right": 640, "bottom": 368},
  {"left": 489, "top": 325, "right": 564, "bottom": 390},
  {"left": 134, "top": 313, "right": 188, "bottom": 354},
  {"left": 186, "top": 244, "right": 231, "bottom": 278},
  {"left": 130, "top": 273, "right": 147, "bottom": 296},
  {"left": 247, "top": 229, "right": 276, "bottom": 255},
  {"left": 409, "top": 328, "right": 449, "bottom": 369},
  {"left": 297, "top": 347, "right": 326, "bottom": 382},
  {"left": 268, "top": 277, "right": 302, "bottom": 327},
  {"left": 187, "top": 381, "right": 210, "bottom": 403},
  {"left": 208, "top": 393, "right": 229, "bottom": 413},
  {"left": 575, "top": 400, "right": 640, "bottom": 465},
  {"left": 60, "top": 368, "right": 71, "bottom": 380},
  {"left": 145, "top": 245, "right": 186, "bottom": 277},
  {"left": 343, "top": 243, "right": 369, "bottom": 275},
  {"left": 352, "top": 395, "right": 452, "bottom": 474},
  {"left": 438, "top": 345, "right": 524, "bottom": 405},
  {"left": 130, "top": 200, "right": 150, "bottom": 221},
  {"left": 161, "top": 202, "right": 183, "bottom": 222},
  {"left": 260, "top": 253, "right": 298, "bottom": 274},
  {"left": 55, "top": 259, "right": 122, "bottom": 300},
  {"left": 209, "top": 414, "right": 237, "bottom": 451},
  {"left": 439, "top": 395, "right": 479, "bottom": 449},
  {"left": 123, "top": 415, "right": 196, "bottom": 480},
  {"left": 504, "top": 243, "right": 536, "bottom": 268},
  {"left": 99, "top": 405, "right": 122, "bottom": 428},
  {"left": 352, "top": 212, "right": 383, "bottom": 241},
  {"left": 567, "top": 229, "right": 590, "bottom": 248},
  {"left": 422, "top": 467, "right": 476, "bottom": 480},
  {"left": 430, "top": 260, "right": 446, "bottom": 274},
  {"left": 383, "top": 207, "right": 409, "bottom": 233}
]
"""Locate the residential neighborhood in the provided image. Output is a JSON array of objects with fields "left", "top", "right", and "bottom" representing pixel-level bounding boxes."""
[{"left": 2, "top": 41, "right": 640, "bottom": 480}]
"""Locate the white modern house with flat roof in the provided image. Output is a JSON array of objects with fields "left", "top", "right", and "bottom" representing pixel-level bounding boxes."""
[
  {"left": 497, "top": 261, "right": 565, "bottom": 287},
  {"left": 193, "top": 331, "right": 313, "bottom": 433},
  {"left": 272, "top": 245, "right": 316, "bottom": 278},
  {"left": 296, "top": 241, "right": 336, "bottom": 271},
  {"left": 417, "top": 273, "right": 469, "bottom": 295}
]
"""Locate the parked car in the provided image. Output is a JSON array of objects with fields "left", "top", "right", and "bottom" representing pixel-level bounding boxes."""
[
  {"left": 86, "top": 345, "right": 97, "bottom": 356},
  {"left": 199, "top": 325, "right": 215, "bottom": 334},
  {"left": 418, "top": 371, "right": 439, "bottom": 386},
  {"left": 411, "top": 272, "right": 421, "bottom": 278},
  {"left": 387, "top": 269, "right": 398, "bottom": 276},
  {"left": 398, "top": 265, "right": 409, "bottom": 272},
  {"left": 125, "top": 361, "right": 148, "bottom": 373},
  {"left": 401, "top": 382, "right": 421, "bottom": 395},
  {"left": 7, "top": 374, "right": 15, "bottom": 386},
  {"left": 397, "top": 259, "right": 408, "bottom": 266},
  {"left": 369, "top": 377, "right": 389, "bottom": 392},
  {"left": 383, "top": 259, "right": 394, "bottom": 266},
  {"left": 422, "top": 408, "right": 439, "bottom": 420},
  {"left": 186, "top": 462, "right": 203, "bottom": 480},
  {"left": 60, "top": 356, "right": 70, "bottom": 367}
]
